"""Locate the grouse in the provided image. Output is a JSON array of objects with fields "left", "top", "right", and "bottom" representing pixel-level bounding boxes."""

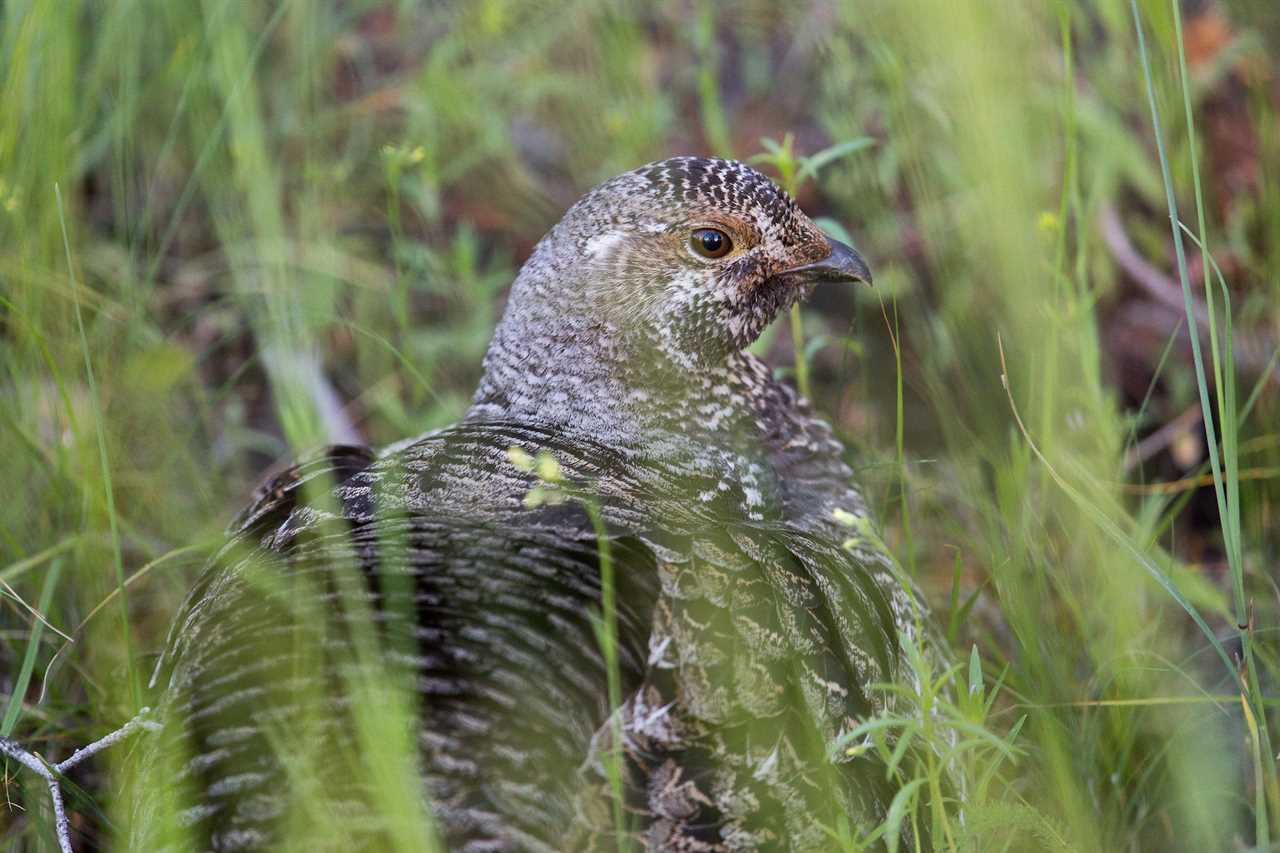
[{"left": 130, "top": 157, "right": 933, "bottom": 852}]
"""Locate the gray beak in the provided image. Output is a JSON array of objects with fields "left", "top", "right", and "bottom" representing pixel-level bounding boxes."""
[{"left": 779, "top": 237, "right": 873, "bottom": 286}]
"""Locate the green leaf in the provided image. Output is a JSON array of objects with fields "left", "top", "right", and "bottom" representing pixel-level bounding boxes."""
[
  {"left": 885, "top": 725, "right": 919, "bottom": 778},
  {"left": 814, "top": 216, "right": 855, "bottom": 246},
  {"left": 968, "top": 644, "right": 984, "bottom": 704},
  {"left": 796, "top": 137, "right": 875, "bottom": 183},
  {"left": 884, "top": 777, "right": 927, "bottom": 853},
  {"left": 1, "top": 557, "right": 63, "bottom": 736}
]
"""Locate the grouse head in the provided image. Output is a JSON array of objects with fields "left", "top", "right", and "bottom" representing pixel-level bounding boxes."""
[
  {"left": 539, "top": 157, "right": 866, "bottom": 361},
  {"left": 474, "top": 157, "right": 870, "bottom": 436}
]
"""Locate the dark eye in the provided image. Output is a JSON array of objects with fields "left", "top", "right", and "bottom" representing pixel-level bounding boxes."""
[{"left": 690, "top": 228, "right": 732, "bottom": 259}]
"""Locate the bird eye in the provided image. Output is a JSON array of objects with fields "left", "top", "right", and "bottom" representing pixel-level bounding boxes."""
[{"left": 690, "top": 228, "right": 732, "bottom": 259}]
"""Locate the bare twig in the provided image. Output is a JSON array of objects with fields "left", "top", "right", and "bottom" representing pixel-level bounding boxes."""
[
  {"left": 1101, "top": 205, "right": 1277, "bottom": 383},
  {"left": 1100, "top": 204, "right": 1209, "bottom": 326},
  {"left": 0, "top": 709, "right": 161, "bottom": 853},
  {"left": 0, "top": 734, "right": 72, "bottom": 852},
  {"left": 53, "top": 711, "right": 161, "bottom": 774},
  {"left": 1123, "top": 403, "right": 1202, "bottom": 473}
]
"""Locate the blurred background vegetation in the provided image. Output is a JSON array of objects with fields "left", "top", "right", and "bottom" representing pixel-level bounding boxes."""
[{"left": 1, "top": 0, "right": 1278, "bottom": 849}]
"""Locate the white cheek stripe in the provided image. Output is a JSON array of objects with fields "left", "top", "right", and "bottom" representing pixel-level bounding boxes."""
[{"left": 584, "top": 231, "right": 626, "bottom": 260}]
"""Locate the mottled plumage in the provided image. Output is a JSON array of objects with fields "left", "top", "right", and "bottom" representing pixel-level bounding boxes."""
[{"left": 131, "top": 157, "right": 931, "bottom": 851}]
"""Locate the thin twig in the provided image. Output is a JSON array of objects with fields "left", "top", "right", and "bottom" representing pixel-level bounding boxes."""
[
  {"left": 0, "top": 734, "right": 71, "bottom": 852},
  {"left": 1102, "top": 205, "right": 1277, "bottom": 381},
  {"left": 54, "top": 711, "right": 161, "bottom": 773},
  {"left": 0, "top": 709, "right": 160, "bottom": 853},
  {"left": 1118, "top": 466, "right": 1280, "bottom": 495},
  {"left": 1122, "top": 403, "right": 1202, "bottom": 473},
  {"left": 1100, "top": 204, "right": 1208, "bottom": 325}
]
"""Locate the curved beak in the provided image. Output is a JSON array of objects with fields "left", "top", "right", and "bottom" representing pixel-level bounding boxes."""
[{"left": 779, "top": 237, "right": 873, "bottom": 286}]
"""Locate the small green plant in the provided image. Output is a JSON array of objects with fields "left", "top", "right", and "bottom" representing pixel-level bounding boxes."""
[{"left": 830, "top": 508, "right": 1030, "bottom": 853}]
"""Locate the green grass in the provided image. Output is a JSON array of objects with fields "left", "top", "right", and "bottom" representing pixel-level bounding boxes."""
[{"left": 2, "top": 0, "right": 1279, "bottom": 850}]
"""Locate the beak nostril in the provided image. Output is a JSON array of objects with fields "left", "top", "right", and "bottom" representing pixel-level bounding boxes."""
[
  {"left": 773, "top": 235, "right": 875, "bottom": 285},
  {"left": 778, "top": 237, "right": 872, "bottom": 286}
]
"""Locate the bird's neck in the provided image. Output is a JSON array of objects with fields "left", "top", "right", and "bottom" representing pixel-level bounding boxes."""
[
  {"left": 468, "top": 287, "right": 865, "bottom": 529},
  {"left": 467, "top": 301, "right": 771, "bottom": 457}
]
